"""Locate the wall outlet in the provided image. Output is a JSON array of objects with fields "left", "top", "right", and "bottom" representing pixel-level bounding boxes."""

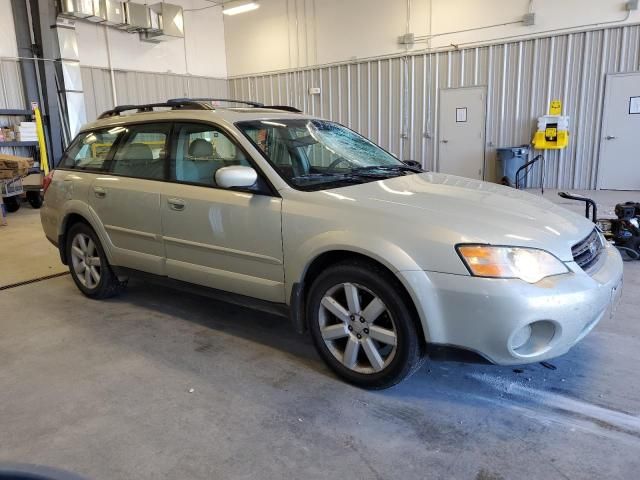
[
  {"left": 308, "top": 87, "right": 321, "bottom": 95},
  {"left": 627, "top": 0, "right": 638, "bottom": 10},
  {"left": 522, "top": 13, "right": 535, "bottom": 26}
]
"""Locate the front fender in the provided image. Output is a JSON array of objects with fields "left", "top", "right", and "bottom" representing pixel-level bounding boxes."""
[{"left": 284, "top": 230, "right": 434, "bottom": 341}]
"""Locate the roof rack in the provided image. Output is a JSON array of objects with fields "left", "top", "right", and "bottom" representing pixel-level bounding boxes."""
[
  {"left": 97, "top": 100, "right": 214, "bottom": 119},
  {"left": 168, "top": 97, "right": 265, "bottom": 108},
  {"left": 97, "top": 98, "right": 304, "bottom": 120},
  {"left": 264, "top": 105, "right": 303, "bottom": 113},
  {"left": 167, "top": 98, "right": 302, "bottom": 112}
]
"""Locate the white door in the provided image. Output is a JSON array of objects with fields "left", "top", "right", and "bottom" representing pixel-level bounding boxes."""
[
  {"left": 599, "top": 73, "right": 640, "bottom": 190},
  {"left": 438, "top": 87, "right": 486, "bottom": 180}
]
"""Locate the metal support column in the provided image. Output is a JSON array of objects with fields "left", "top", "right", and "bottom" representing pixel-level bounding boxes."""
[{"left": 24, "top": 0, "right": 65, "bottom": 166}]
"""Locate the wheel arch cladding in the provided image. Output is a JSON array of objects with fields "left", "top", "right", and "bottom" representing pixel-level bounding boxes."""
[
  {"left": 59, "top": 213, "right": 92, "bottom": 264},
  {"left": 294, "top": 250, "right": 427, "bottom": 344}
]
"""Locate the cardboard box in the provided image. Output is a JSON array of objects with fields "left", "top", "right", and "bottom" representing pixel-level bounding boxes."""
[{"left": 0, "top": 154, "right": 34, "bottom": 177}]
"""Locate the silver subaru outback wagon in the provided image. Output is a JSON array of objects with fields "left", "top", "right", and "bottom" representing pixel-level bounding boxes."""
[{"left": 40, "top": 98, "right": 623, "bottom": 389}]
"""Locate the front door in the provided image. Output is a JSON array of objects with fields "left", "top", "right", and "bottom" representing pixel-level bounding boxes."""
[
  {"left": 438, "top": 87, "right": 486, "bottom": 180},
  {"left": 598, "top": 73, "right": 640, "bottom": 190},
  {"left": 89, "top": 122, "right": 171, "bottom": 275},
  {"left": 160, "top": 122, "right": 285, "bottom": 303}
]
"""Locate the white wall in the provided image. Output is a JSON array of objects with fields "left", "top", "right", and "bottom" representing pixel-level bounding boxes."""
[
  {"left": 0, "top": 0, "right": 18, "bottom": 58},
  {"left": 75, "top": 0, "right": 227, "bottom": 77},
  {"left": 224, "top": 0, "right": 640, "bottom": 76}
]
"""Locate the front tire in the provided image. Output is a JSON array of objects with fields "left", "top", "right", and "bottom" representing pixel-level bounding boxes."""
[
  {"left": 307, "top": 261, "right": 425, "bottom": 389},
  {"left": 66, "top": 223, "right": 122, "bottom": 299}
]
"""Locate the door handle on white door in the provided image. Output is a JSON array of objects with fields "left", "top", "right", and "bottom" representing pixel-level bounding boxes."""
[
  {"left": 167, "top": 198, "right": 186, "bottom": 211},
  {"left": 605, "top": 135, "right": 618, "bottom": 140},
  {"left": 441, "top": 139, "right": 449, "bottom": 143},
  {"left": 93, "top": 186, "right": 106, "bottom": 198}
]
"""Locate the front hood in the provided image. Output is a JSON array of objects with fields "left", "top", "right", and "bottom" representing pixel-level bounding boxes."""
[{"left": 330, "top": 172, "right": 594, "bottom": 261}]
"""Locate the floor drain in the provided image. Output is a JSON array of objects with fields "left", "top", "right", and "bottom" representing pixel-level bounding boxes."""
[{"left": 0, "top": 271, "right": 70, "bottom": 291}]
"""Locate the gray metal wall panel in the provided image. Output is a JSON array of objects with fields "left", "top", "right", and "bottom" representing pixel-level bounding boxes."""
[
  {"left": 81, "top": 67, "right": 228, "bottom": 120},
  {"left": 229, "top": 24, "right": 640, "bottom": 189},
  {"left": 0, "top": 60, "right": 24, "bottom": 109}
]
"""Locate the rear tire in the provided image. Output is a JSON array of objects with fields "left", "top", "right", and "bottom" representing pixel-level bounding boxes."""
[
  {"left": 307, "top": 260, "right": 426, "bottom": 389},
  {"left": 4, "top": 196, "right": 20, "bottom": 212},
  {"left": 66, "top": 222, "right": 122, "bottom": 299}
]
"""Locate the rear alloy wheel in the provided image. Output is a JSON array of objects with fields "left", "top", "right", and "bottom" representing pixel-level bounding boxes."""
[
  {"left": 308, "top": 261, "right": 425, "bottom": 389},
  {"left": 66, "top": 223, "right": 122, "bottom": 299}
]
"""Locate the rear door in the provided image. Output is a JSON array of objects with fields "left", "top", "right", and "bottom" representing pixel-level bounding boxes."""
[
  {"left": 89, "top": 122, "right": 171, "bottom": 275},
  {"left": 160, "top": 122, "right": 285, "bottom": 302}
]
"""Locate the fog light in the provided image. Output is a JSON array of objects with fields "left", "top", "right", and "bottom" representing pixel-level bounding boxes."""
[
  {"left": 510, "top": 320, "right": 557, "bottom": 357},
  {"left": 511, "top": 324, "right": 532, "bottom": 350}
]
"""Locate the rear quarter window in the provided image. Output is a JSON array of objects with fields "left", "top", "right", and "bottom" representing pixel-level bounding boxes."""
[{"left": 60, "top": 129, "right": 122, "bottom": 171}]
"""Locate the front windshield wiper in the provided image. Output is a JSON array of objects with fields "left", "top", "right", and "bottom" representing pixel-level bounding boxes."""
[
  {"left": 351, "top": 164, "right": 423, "bottom": 174},
  {"left": 291, "top": 173, "right": 365, "bottom": 184}
]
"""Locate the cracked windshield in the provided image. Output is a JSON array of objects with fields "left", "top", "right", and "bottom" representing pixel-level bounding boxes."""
[{"left": 237, "top": 119, "right": 419, "bottom": 190}]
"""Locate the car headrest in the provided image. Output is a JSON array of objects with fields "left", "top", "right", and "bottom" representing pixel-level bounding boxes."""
[
  {"left": 189, "top": 138, "right": 213, "bottom": 158},
  {"left": 125, "top": 143, "right": 154, "bottom": 163}
]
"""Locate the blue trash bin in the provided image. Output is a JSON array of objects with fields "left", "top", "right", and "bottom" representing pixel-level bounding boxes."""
[{"left": 496, "top": 146, "right": 530, "bottom": 188}]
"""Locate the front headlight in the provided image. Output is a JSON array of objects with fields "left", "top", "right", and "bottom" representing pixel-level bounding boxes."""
[{"left": 457, "top": 245, "right": 569, "bottom": 283}]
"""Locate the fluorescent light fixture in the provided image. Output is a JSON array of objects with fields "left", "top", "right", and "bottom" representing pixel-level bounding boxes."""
[{"left": 223, "top": 1, "right": 260, "bottom": 16}]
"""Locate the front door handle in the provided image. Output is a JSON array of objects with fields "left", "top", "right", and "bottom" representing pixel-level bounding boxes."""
[
  {"left": 441, "top": 139, "right": 449, "bottom": 144},
  {"left": 167, "top": 198, "right": 186, "bottom": 211},
  {"left": 605, "top": 135, "right": 617, "bottom": 140},
  {"left": 93, "top": 186, "right": 106, "bottom": 198}
]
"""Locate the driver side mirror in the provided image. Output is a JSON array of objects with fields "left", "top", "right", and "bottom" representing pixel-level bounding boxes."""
[{"left": 215, "top": 166, "right": 258, "bottom": 189}]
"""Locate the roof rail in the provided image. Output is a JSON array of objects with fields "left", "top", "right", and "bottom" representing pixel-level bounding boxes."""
[
  {"left": 167, "top": 97, "right": 265, "bottom": 108},
  {"left": 97, "top": 100, "right": 213, "bottom": 119},
  {"left": 264, "top": 105, "right": 303, "bottom": 113}
]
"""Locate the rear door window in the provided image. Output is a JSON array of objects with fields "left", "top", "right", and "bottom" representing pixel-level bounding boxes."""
[{"left": 110, "top": 123, "right": 171, "bottom": 180}]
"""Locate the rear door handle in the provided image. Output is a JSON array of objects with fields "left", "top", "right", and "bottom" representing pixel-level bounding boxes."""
[
  {"left": 93, "top": 186, "right": 106, "bottom": 198},
  {"left": 167, "top": 198, "right": 186, "bottom": 211},
  {"left": 605, "top": 135, "right": 617, "bottom": 140}
]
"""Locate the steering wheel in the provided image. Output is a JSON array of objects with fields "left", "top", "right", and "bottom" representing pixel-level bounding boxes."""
[{"left": 325, "top": 156, "right": 353, "bottom": 174}]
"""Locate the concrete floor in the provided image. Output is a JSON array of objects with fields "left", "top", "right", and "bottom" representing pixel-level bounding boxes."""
[
  {"left": 1, "top": 191, "right": 640, "bottom": 480},
  {"left": 0, "top": 206, "right": 66, "bottom": 287}
]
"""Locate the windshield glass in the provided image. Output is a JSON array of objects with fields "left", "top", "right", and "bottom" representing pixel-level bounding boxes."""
[{"left": 237, "top": 119, "right": 417, "bottom": 190}]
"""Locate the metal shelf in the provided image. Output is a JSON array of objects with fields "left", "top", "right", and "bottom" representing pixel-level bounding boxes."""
[
  {"left": 0, "top": 109, "right": 32, "bottom": 116},
  {"left": 0, "top": 141, "right": 39, "bottom": 147}
]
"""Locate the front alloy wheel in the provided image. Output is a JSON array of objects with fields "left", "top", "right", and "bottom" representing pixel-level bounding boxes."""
[
  {"left": 319, "top": 282, "right": 398, "bottom": 373},
  {"left": 308, "top": 261, "right": 425, "bottom": 389}
]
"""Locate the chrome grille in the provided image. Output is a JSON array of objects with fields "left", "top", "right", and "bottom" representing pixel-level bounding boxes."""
[{"left": 572, "top": 228, "right": 604, "bottom": 272}]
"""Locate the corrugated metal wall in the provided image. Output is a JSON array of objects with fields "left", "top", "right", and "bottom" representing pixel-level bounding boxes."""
[
  {"left": 82, "top": 67, "right": 228, "bottom": 121},
  {"left": 229, "top": 25, "right": 640, "bottom": 189},
  {"left": 0, "top": 59, "right": 29, "bottom": 158},
  {"left": 0, "top": 59, "right": 24, "bottom": 109}
]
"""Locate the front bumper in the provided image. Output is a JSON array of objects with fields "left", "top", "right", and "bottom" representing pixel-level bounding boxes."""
[{"left": 401, "top": 243, "right": 623, "bottom": 365}]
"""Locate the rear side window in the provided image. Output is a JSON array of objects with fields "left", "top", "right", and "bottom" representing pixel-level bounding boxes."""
[
  {"left": 60, "top": 129, "right": 122, "bottom": 171},
  {"left": 110, "top": 123, "right": 171, "bottom": 180}
]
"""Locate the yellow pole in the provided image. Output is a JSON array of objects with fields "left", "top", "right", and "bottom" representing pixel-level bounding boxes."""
[{"left": 33, "top": 106, "right": 49, "bottom": 175}]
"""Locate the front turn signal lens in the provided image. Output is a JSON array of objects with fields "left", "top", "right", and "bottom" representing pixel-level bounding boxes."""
[{"left": 457, "top": 245, "right": 569, "bottom": 283}]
